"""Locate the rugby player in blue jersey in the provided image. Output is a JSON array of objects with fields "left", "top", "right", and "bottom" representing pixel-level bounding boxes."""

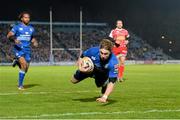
[
  {"left": 7, "top": 12, "right": 38, "bottom": 90},
  {"left": 71, "top": 39, "right": 119, "bottom": 103}
]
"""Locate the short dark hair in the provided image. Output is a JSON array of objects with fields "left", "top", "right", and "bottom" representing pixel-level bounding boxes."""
[
  {"left": 18, "top": 11, "right": 30, "bottom": 20},
  {"left": 99, "top": 39, "right": 113, "bottom": 52}
]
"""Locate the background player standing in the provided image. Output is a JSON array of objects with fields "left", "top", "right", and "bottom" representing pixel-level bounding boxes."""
[
  {"left": 109, "top": 20, "right": 130, "bottom": 82},
  {"left": 7, "top": 11, "right": 38, "bottom": 90},
  {"left": 71, "top": 39, "right": 119, "bottom": 103}
]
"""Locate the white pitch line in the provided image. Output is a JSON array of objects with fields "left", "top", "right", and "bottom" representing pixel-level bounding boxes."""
[
  {"left": 0, "top": 90, "right": 99, "bottom": 96},
  {"left": 0, "top": 92, "right": 50, "bottom": 96},
  {"left": 0, "top": 109, "right": 180, "bottom": 119}
]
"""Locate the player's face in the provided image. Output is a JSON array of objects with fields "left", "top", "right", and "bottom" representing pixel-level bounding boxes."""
[
  {"left": 116, "top": 21, "right": 123, "bottom": 29},
  {"left": 21, "top": 14, "right": 30, "bottom": 25},
  {"left": 100, "top": 49, "right": 111, "bottom": 61}
]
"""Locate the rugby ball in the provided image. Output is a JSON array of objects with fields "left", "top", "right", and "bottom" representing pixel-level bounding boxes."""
[{"left": 81, "top": 57, "right": 94, "bottom": 72}]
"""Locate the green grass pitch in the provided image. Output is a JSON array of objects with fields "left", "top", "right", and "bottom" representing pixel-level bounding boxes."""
[{"left": 0, "top": 65, "right": 180, "bottom": 119}]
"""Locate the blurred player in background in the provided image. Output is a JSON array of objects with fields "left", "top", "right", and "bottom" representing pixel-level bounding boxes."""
[
  {"left": 109, "top": 20, "right": 130, "bottom": 82},
  {"left": 7, "top": 11, "right": 38, "bottom": 90},
  {"left": 71, "top": 39, "right": 119, "bottom": 103}
]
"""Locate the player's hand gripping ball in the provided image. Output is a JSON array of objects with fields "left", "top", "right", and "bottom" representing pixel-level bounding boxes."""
[{"left": 79, "top": 57, "right": 94, "bottom": 73}]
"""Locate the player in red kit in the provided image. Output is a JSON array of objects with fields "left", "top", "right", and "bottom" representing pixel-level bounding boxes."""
[{"left": 109, "top": 20, "right": 130, "bottom": 82}]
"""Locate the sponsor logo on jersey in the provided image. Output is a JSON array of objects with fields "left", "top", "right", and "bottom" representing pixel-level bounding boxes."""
[
  {"left": 114, "top": 64, "right": 118, "bottom": 74},
  {"left": 25, "top": 32, "right": 29, "bottom": 35},
  {"left": 19, "top": 28, "right": 23, "bottom": 31},
  {"left": 91, "top": 56, "right": 96, "bottom": 61},
  {"left": 30, "top": 28, "right": 33, "bottom": 32},
  {"left": 104, "top": 64, "right": 109, "bottom": 69}
]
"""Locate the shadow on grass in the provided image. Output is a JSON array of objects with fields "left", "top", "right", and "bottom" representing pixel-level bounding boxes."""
[
  {"left": 23, "top": 84, "right": 40, "bottom": 89},
  {"left": 72, "top": 97, "right": 118, "bottom": 105},
  {"left": 72, "top": 97, "right": 98, "bottom": 102},
  {"left": 101, "top": 99, "right": 118, "bottom": 106}
]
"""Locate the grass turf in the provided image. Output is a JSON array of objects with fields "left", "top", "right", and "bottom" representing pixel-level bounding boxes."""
[{"left": 0, "top": 65, "right": 180, "bottom": 119}]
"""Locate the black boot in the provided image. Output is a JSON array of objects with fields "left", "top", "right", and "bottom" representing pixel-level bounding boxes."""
[{"left": 12, "top": 58, "right": 21, "bottom": 68}]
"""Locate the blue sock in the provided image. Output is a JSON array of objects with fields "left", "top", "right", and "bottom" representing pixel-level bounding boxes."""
[{"left": 18, "top": 70, "right": 25, "bottom": 87}]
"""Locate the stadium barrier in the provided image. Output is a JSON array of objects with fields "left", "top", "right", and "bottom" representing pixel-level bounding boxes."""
[
  {"left": 126, "top": 60, "right": 180, "bottom": 64},
  {"left": 1, "top": 60, "right": 180, "bottom": 66}
]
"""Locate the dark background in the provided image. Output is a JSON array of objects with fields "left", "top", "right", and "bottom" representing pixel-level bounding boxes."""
[{"left": 1, "top": 0, "right": 180, "bottom": 58}]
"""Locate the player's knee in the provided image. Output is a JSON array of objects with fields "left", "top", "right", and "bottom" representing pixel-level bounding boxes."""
[
  {"left": 71, "top": 77, "right": 79, "bottom": 84},
  {"left": 20, "top": 64, "right": 26, "bottom": 70},
  {"left": 25, "top": 67, "right": 28, "bottom": 73},
  {"left": 20, "top": 63, "right": 28, "bottom": 71}
]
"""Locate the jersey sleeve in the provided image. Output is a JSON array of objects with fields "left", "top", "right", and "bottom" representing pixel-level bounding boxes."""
[
  {"left": 108, "top": 58, "right": 118, "bottom": 78},
  {"left": 82, "top": 48, "right": 93, "bottom": 57},
  {"left": 126, "top": 30, "right": 130, "bottom": 38},
  {"left": 10, "top": 25, "right": 18, "bottom": 35},
  {"left": 109, "top": 30, "right": 114, "bottom": 38},
  {"left": 32, "top": 27, "right": 35, "bottom": 36},
  {"left": 31, "top": 27, "right": 35, "bottom": 40}
]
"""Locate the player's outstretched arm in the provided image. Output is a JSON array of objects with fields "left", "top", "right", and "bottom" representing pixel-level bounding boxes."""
[
  {"left": 31, "top": 38, "right": 38, "bottom": 47},
  {"left": 125, "top": 32, "right": 130, "bottom": 45},
  {"left": 125, "top": 40, "right": 129, "bottom": 45},
  {"left": 76, "top": 57, "right": 82, "bottom": 66},
  {"left": 96, "top": 82, "right": 115, "bottom": 103},
  {"left": 7, "top": 31, "right": 20, "bottom": 44}
]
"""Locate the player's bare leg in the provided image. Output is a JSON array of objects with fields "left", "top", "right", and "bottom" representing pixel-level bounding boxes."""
[
  {"left": 25, "top": 63, "right": 30, "bottom": 73},
  {"left": 118, "top": 55, "right": 126, "bottom": 82},
  {"left": 19, "top": 57, "right": 28, "bottom": 72},
  {"left": 18, "top": 57, "right": 28, "bottom": 90}
]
